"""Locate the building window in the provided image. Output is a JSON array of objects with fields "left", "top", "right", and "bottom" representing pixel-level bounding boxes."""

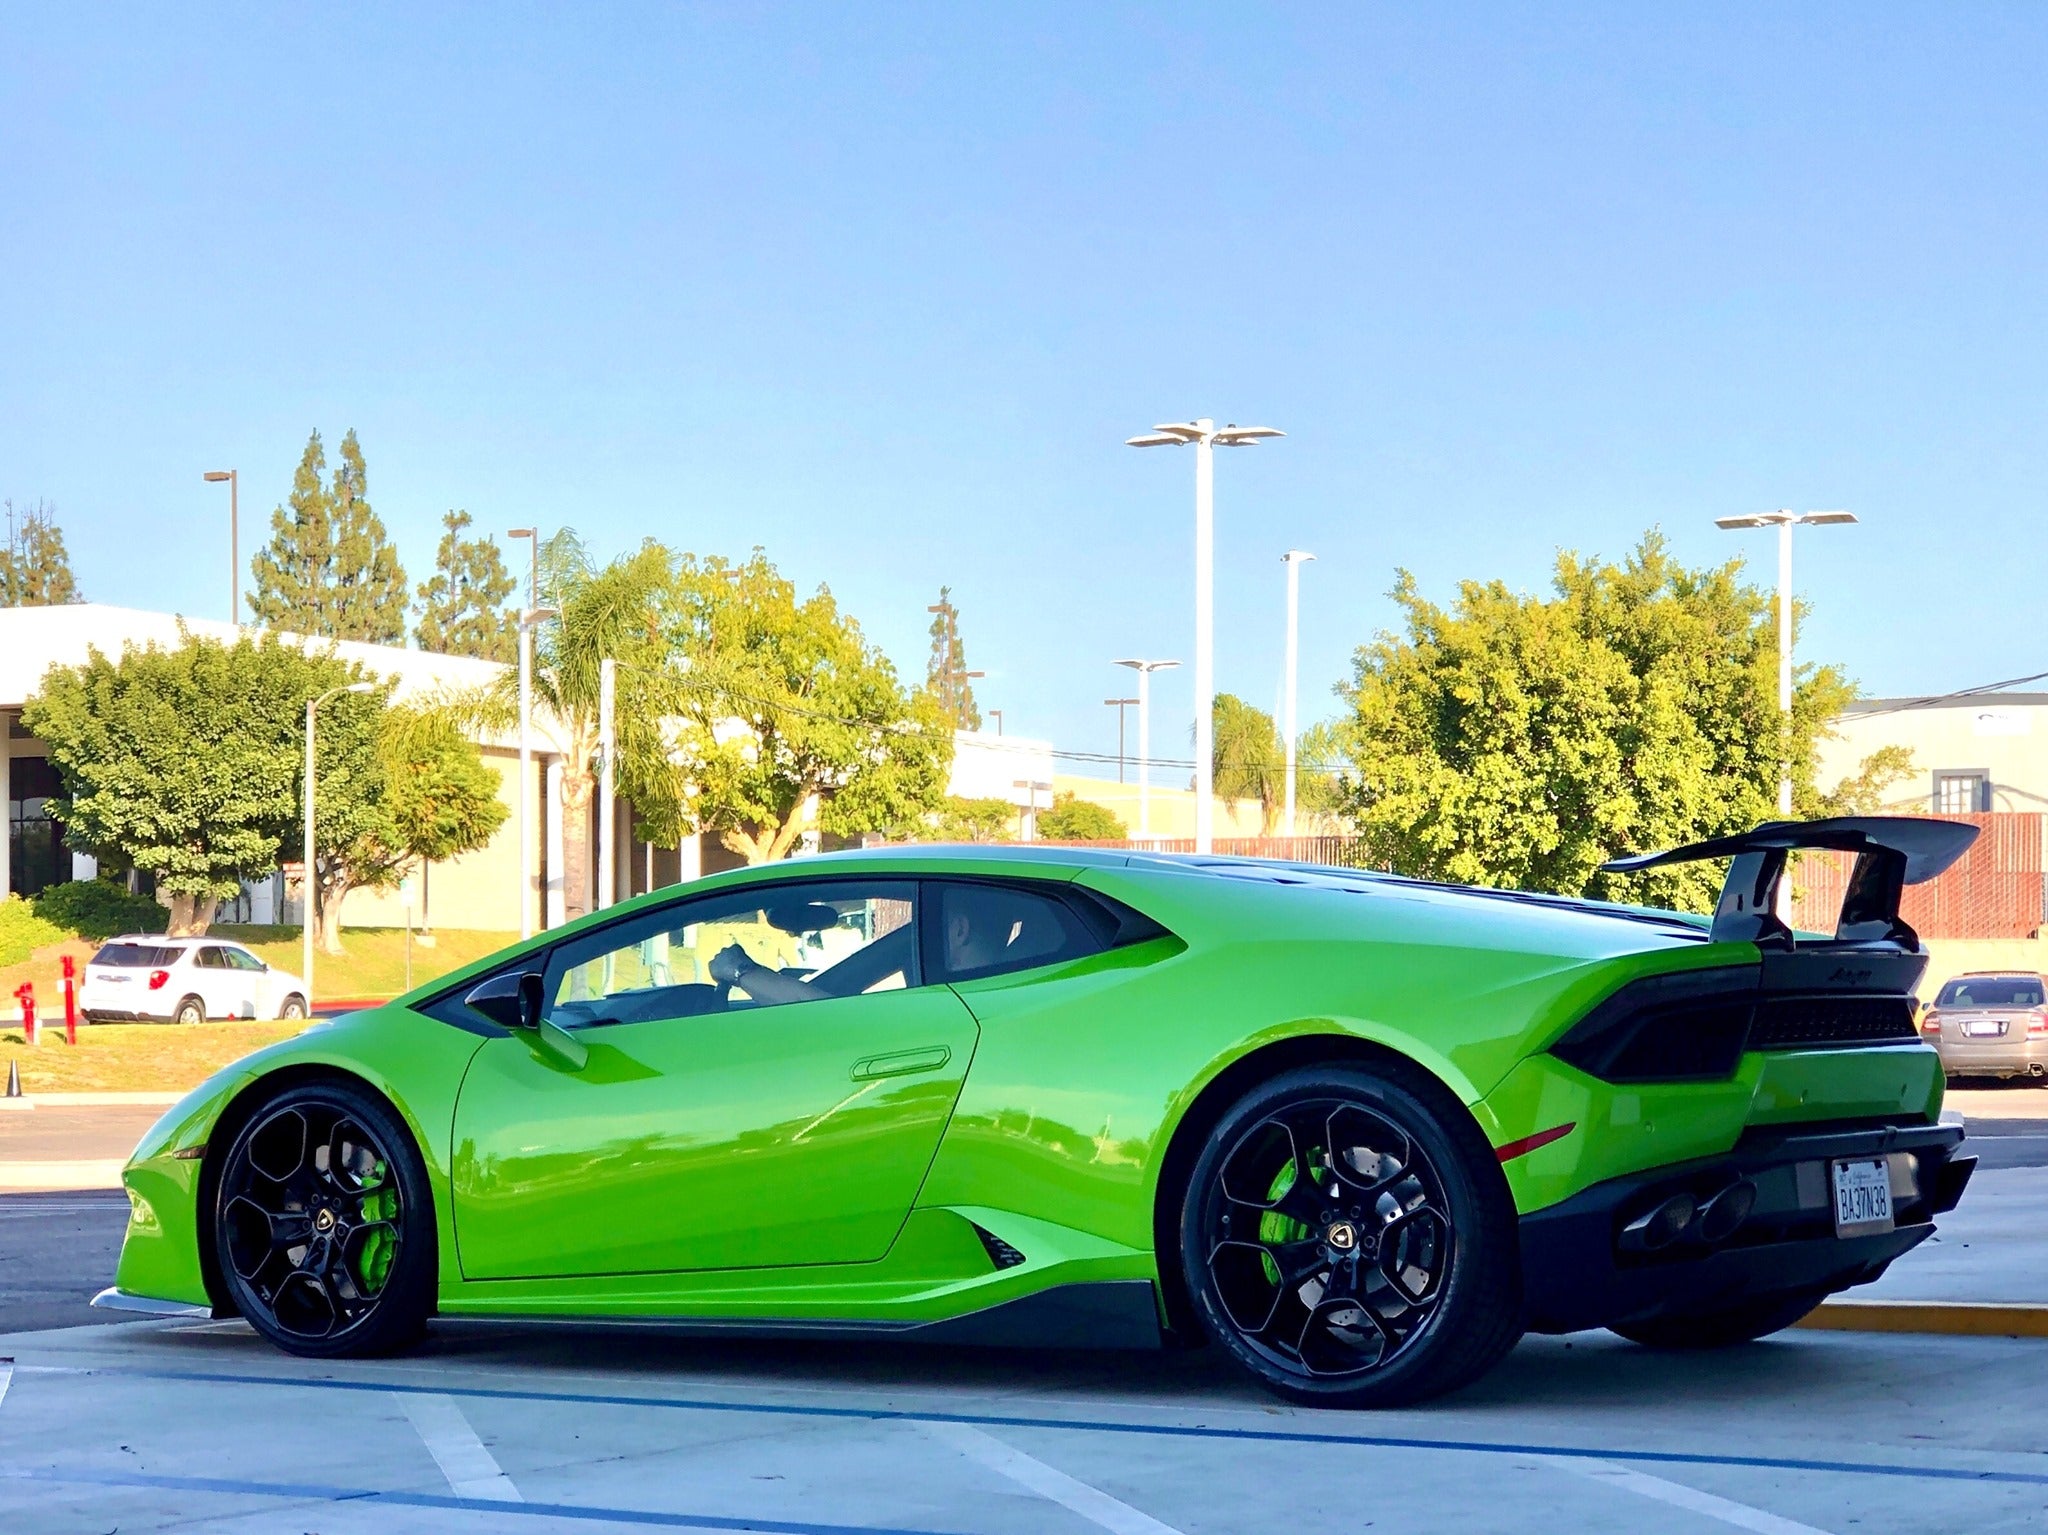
[
  {"left": 6, "top": 754, "right": 71, "bottom": 897},
  {"left": 1932, "top": 770, "right": 1991, "bottom": 815}
]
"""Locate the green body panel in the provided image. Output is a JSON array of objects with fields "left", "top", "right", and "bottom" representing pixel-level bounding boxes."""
[
  {"left": 451, "top": 987, "right": 981, "bottom": 1277},
  {"left": 110, "top": 846, "right": 1951, "bottom": 1329}
]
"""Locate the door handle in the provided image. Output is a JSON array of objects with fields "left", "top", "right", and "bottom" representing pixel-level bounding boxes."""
[{"left": 850, "top": 1046, "right": 951, "bottom": 1081}]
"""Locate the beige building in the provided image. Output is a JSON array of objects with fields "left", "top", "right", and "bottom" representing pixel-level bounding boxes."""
[{"left": 1821, "top": 693, "right": 2048, "bottom": 815}]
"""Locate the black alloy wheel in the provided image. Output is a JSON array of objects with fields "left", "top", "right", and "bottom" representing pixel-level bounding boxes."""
[
  {"left": 1181, "top": 1063, "right": 1522, "bottom": 1407},
  {"left": 214, "top": 1081, "right": 433, "bottom": 1357}
]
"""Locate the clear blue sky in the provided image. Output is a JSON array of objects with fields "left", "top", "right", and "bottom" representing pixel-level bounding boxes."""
[{"left": 5, "top": 5, "right": 2044, "bottom": 775}]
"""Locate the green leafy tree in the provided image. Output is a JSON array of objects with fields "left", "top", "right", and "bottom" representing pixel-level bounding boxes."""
[
  {"left": 415, "top": 511, "right": 517, "bottom": 661},
  {"left": 1212, "top": 693, "right": 1285, "bottom": 833},
  {"left": 932, "top": 796, "right": 1017, "bottom": 842},
  {"left": 248, "top": 429, "right": 410, "bottom": 641},
  {"left": 1036, "top": 791, "right": 1127, "bottom": 841},
  {"left": 1, "top": 498, "right": 82, "bottom": 605},
  {"left": 639, "top": 550, "right": 953, "bottom": 864},
  {"left": 1337, "top": 531, "right": 1902, "bottom": 912},
  {"left": 925, "top": 587, "right": 982, "bottom": 730},
  {"left": 21, "top": 630, "right": 377, "bottom": 936}
]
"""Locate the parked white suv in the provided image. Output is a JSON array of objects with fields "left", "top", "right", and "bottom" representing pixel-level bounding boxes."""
[{"left": 81, "top": 936, "right": 310, "bottom": 1025}]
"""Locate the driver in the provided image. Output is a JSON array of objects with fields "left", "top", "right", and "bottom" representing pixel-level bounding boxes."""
[{"left": 708, "top": 941, "right": 813, "bottom": 1005}]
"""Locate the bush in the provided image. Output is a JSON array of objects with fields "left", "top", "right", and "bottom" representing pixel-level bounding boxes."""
[
  {"left": 31, "top": 879, "right": 167, "bottom": 942},
  {"left": 1036, "top": 791, "right": 1127, "bottom": 841},
  {"left": 0, "top": 894, "right": 69, "bottom": 967}
]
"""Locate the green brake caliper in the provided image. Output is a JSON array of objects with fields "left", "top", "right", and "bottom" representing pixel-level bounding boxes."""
[
  {"left": 352, "top": 1163, "right": 397, "bottom": 1293},
  {"left": 1258, "top": 1155, "right": 1318, "bottom": 1285}
]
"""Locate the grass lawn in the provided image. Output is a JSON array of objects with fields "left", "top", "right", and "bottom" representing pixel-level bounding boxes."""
[
  {"left": 0, "top": 1021, "right": 316, "bottom": 1095},
  {"left": 214, "top": 926, "right": 517, "bottom": 1000}
]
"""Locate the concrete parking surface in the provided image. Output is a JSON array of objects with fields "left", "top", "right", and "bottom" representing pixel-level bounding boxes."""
[{"left": 2, "top": 1312, "right": 2045, "bottom": 1534}]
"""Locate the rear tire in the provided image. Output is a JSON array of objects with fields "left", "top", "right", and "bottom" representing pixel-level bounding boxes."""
[
  {"left": 174, "top": 995, "right": 206, "bottom": 1026},
  {"left": 213, "top": 1079, "right": 434, "bottom": 1358},
  {"left": 1609, "top": 1289, "right": 1825, "bottom": 1349},
  {"left": 1178, "top": 1062, "right": 1522, "bottom": 1408}
]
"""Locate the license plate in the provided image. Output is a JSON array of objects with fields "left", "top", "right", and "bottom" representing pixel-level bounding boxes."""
[
  {"left": 1832, "top": 1157, "right": 1894, "bottom": 1236},
  {"left": 1963, "top": 1019, "right": 2006, "bottom": 1038}
]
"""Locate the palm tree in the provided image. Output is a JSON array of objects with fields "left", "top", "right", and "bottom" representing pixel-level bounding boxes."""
[{"left": 1211, "top": 693, "right": 1285, "bottom": 834}]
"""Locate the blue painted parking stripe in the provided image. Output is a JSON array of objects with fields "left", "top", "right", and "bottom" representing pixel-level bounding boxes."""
[
  {"left": 69, "top": 1362, "right": 2048, "bottom": 1489},
  {"left": 0, "top": 1465, "right": 970, "bottom": 1534}
]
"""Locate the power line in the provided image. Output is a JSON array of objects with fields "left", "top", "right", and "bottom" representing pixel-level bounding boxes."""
[{"left": 1847, "top": 669, "right": 2048, "bottom": 720}]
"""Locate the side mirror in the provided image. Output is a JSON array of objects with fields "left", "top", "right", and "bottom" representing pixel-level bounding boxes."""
[{"left": 464, "top": 971, "right": 545, "bottom": 1031}]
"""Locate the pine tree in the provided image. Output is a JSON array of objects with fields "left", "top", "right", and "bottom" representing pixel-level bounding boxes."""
[
  {"left": 414, "top": 510, "right": 516, "bottom": 661},
  {"left": 248, "top": 429, "right": 410, "bottom": 643},
  {"left": 0, "top": 499, "right": 83, "bottom": 606},
  {"left": 924, "top": 587, "right": 981, "bottom": 730}
]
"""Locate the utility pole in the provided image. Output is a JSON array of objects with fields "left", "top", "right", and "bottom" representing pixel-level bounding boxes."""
[{"left": 1104, "top": 698, "right": 1139, "bottom": 783}]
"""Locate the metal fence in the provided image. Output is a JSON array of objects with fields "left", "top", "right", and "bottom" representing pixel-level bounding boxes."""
[{"left": 1787, "top": 812, "right": 2046, "bottom": 941}]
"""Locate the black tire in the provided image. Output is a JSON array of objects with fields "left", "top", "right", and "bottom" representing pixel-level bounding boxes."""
[
  {"left": 1179, "top": 1062, "right": 1522, "bottom": 1408},
  {"left": 278, "top": 995, "right": 308, "bottom": 1022},
  {"left": 1609, "top": 1289, "right": 1825, "bottom": 1350},
  {"left": 213, "top": 1079, "right": 434, "bottom": 1358},
  {"left": 174, "top": 995, "right": 206, "bottom": 1026}
]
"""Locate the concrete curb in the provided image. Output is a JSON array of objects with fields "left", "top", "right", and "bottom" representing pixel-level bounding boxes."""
[
  {"left": 27, "top": 1092, "right": 182, "bottom": 1106},
  {"left": 1799, "top": 1300, "right": 2048, "bottom": 1338},
  {"left": 0, "top": 1160, "right": 126, "bottom": 1192}
]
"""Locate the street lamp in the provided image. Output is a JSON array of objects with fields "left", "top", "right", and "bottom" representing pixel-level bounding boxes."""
[
  {"left": 1280, "top": 550, "right": 1317, "bottom": 836},
  {"left": 1113, "top": 658, "right": 1180, "bottom": 840},
  {"left": 515, "top": 603, "right": 559, "bottom": 938},
  {"left": 304, "top": 681, "right": 377, "bottom": 1003},
  {"left": 1127, "top": 419, "right": 1284, "bottom": 852},
  {"left": 598, "top": 657, "right": 617, "bottom": 912},
  {"left": 987, "top": 709, "right": 1004, "bottom": 736},
  {"left": 203, "top": 470, "right": 238, "bottom": 624},
  {"left": 1104, "top": 698, "right": 1139, "bottom": 782},
  {"left": 1714, "top": 510, "right": 1858, "bottom": 815}
]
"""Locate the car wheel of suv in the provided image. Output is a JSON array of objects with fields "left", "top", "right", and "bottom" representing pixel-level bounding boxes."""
[
  {"left": 214, "top": 1079, "right": 434, "bottom": 1358},
  {"left": 174, "top": 995, "right": 206, "bottom": 1026},
  {"left": 278, "top": 995, "right": 308, "bottom": 1021},
  {"left": 1179, "top": 1062, "right": 1523, "bottom": 1408},
  {"left": 1609, "top": 1288, "right": 1826, "bottom": 1349}
]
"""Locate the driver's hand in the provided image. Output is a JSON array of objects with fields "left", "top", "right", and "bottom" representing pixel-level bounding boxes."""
[{"left": 709, "top": 943, "right": 752, "bottom": 986}]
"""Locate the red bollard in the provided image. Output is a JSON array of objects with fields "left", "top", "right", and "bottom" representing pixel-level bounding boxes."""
[
  {"left": 14, "top": 983, "right": 35, "bottom": 1048},
  {"left": 61, "top": 955, "right": 79, "bottom": 1045}
]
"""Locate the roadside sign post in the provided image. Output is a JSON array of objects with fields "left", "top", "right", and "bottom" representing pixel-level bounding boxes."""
[
  {"left": 15, "top": 983, "right": 35, "bottom": 1048},
  {"left": 399, "top": 874, "right": 416, "bottom": 994}
]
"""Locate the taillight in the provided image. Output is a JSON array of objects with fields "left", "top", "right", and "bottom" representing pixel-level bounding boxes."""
[
  {"left": 2028, "top": 1009, "right": 2048, "bottom": 1038},
  {"left": 147, "top": 970, "right": 170, "bottom": 990},
  {"left": 1919, "top": 1009, "right": 1941, "bottom": 1036}
]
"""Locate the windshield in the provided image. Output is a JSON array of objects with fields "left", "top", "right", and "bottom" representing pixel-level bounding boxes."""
[{"left": 1936, "top": 976, "right": 2044, "bottom": 1009}]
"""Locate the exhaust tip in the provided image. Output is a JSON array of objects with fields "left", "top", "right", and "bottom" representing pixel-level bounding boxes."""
[
  {"left": 1695, "top": 1180, "right": 1758, "bottom": 1244},
  {"left": 1620, "top": 1192, "right": 1696, "bottom": 1253}
]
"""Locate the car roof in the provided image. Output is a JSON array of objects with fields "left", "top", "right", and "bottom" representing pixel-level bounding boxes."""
[
  {"left": 1946, "top": 970, "right": 2046, "bottom": 981},
  {"left": 103, "top": 934, "right": 240, "bottom": 948}
]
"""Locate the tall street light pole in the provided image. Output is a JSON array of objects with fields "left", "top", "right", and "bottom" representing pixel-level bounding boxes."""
[
  {"left": 598, "top": 657, "right": 617, "bottom": 912},
  {"left": 1127, "top": 419, "right": 1284, "bottom": 852},
  {"left": 304, "top": 681, "right": 376, "bottom": 1003},
  {"left": 1113, "top": 658, "right": 1180, "bottom": 840},
  {"left": 1714, "top": 510, "right": 1858, "bottom": 816},
  {"left": 1104, "top": 698, "right": 1139, "bottom": 782},
  {"left": 514, "top": 602, "right": 558, "bottom": 938},
  {"left": 203, "top": 470, "right": 238, "bottom": 624},
  {"left": 1280, "top": 549, "right": 1317, "bottom": 836}
]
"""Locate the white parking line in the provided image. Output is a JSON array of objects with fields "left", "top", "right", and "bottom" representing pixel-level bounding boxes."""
[
  {"left": 396, "top": 1390, "right": 522, "bottom": 1502},
  {"left": 1551, "top": 1457, "right": 1835, "bottom": 1535},
  {"left": 0, "top": 1360, "right": 12, "bottom": 1412},
  {"left": 922, "top": 1418, "right": 1184, "bottom": 1535}
]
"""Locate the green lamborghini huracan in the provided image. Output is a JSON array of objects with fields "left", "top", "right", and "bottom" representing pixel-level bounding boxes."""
[{"left": 98, "top": 817, "right": 1976, "bottom": 1406}]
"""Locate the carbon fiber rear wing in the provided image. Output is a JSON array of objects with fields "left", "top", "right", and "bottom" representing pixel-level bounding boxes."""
[{"left": 1599, "top": 816, "right": 1979, "bottom": 949}]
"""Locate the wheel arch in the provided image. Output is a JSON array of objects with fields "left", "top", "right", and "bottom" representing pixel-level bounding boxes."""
[
  {"left": 195, "top": 1064, "right": 436, "bottom": 1318},
  {"left": 1149, "top": 1031, "right": 1501, "bottom": 1342}
]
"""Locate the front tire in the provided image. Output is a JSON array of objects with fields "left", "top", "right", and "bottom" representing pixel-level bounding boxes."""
[
  {"left": 1609, "top": 1289, "right": 1824, "bottom": 1349},
  {"left": 1179, "top": 1062, "right": 1522, "bottom": 1408},
  {"left": 213, "top": 1080, "right": 434, "bottom": 1358},
  {"left": 278, "top": 994, "right": 308, "bottom": 1021}
]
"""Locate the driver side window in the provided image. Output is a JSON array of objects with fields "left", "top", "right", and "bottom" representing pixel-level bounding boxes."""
[{"left": 541, "top": 880, "right": 920, "bottom": 1030}]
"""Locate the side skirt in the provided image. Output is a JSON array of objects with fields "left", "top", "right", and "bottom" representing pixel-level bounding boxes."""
[{"left": 433, "top": 1280, "right": 1167, "bottom": 1352}]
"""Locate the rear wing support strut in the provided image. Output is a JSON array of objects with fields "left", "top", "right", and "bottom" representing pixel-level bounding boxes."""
[{"left": 1599, "top": 816, "right": 1979, "bottom": 949}]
